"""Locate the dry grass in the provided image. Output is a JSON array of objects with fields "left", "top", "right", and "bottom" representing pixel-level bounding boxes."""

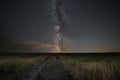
[
  {"left": 62, "top": 55, "right": 120, "bottom": 80},
  {"left": 0, "top": 55, "right": 46, "bottom": 80}
]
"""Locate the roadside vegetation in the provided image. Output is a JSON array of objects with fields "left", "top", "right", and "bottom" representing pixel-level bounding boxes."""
[
  {"left": 0, "top": 55, "right": 46, "bottom": 80},
  {"left": 61, "top": 55, "right": 120, "bottom": 80}
]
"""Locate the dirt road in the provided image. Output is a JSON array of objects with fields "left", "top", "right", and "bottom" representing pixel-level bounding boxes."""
[{"left": 23, "top": 56, "right": 74, "bottom": 80}]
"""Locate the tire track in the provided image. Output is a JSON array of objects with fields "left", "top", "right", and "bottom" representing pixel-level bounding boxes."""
[
  {"left": 23, "top": 55, "right": 75, "bottom": 80},
  {"left": 23, "top": 56, "right": 51, "bottom": 80},
  {"left": 38, "top": 55, "right": 75, "bottom": 80}
]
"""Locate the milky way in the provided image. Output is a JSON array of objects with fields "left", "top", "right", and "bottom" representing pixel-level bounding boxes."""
[{"left": 53, "top": 0, "right": 65, "bottom": 52}]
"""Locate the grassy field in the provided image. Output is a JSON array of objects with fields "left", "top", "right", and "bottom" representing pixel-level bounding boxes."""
[
  {"left": 0, "top": 54, "right": 47, "bottom": 80},
  {"left": 61, "top": 55, "right": 120, "bottom": 80},
  {"left": 0, "top": 53, "right": 120, "bottom": 80}
]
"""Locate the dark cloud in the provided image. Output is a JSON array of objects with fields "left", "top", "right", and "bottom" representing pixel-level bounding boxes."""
[{"left": 0, "top": 37, "right": 53, "bottom": 52}]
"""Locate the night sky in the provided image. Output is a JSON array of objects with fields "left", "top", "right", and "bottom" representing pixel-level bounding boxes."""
[{"left": 0, "top": 0, "right": 120, "bottom": 52}]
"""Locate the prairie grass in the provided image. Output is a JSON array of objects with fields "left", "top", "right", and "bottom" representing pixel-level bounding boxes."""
[
  {"left": 62, "top": 55, "right": 120, "bottom": 80},
  {"left": 0, "top": 55, "right": 46, "bottom": 80},
  {"left": 0, "top": 54, "right": 120, "bottom": 80}
]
